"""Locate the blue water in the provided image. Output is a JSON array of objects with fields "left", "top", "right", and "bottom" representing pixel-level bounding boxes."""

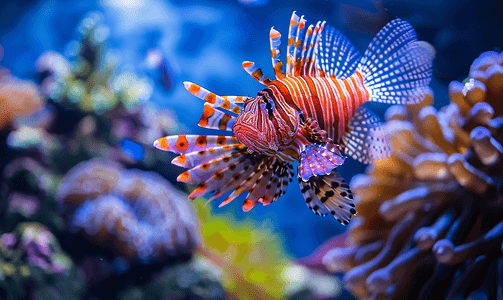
[{"left": 1, "top": 0, "right": 501, "bottom": 261}]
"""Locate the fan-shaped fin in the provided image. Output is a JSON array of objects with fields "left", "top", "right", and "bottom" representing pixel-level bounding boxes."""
[
  {"left": 299, "top": 177, "right": 329, "bottom": 217},
  {"left": 161, "top": 136, "right": 294, "bottom": 211},
  {"left": 298, "top": 143, "right": 345, "bottom": 181},
  {"left": 189, "top": 155, "right": 257, "bottom": 201},
  {"left": 358, "top": 19, "right": 435, "bottom": 104},
  {"left": 341, "top": 106, "right": 392, "bottom": 164},
  {"left": 298, "top": 170, "right": 356, "bottom": 225},
  {"left": 178, "top": 151, "right": 246, "bottom": 185},
  {"left": 317, "top": 26, "right": 361, "bottom": 79}
]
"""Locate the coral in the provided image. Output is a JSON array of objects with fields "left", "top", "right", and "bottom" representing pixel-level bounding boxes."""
[
  {"left": 1, "top": 157, "right": 63, "bottom": 232},
  {"left": 0, "top": 73, "right": 44, "bottom": 130},
  {"left": 57, "top": 158, "right": 200, "bottom": 263},
  {"left": 118, "top": 255, "right": 226, "bottom": 300},
  {"left": 30, "top": 12, "right": 178, "bottom": 173},
  {"left": 322, "top": 50, "right": 503, "bottom": 299},
  {"left": 0, "top": 222, "right": 85, "bottom": 300},
  {"left": 283, "top": 264, "right": 341, "bottom": 300},
  {"left": 37, "top": 12, "right": 152, "bottom": 114},
  {"left": 192, "top": 200, "right": 341, "bottom": 300}
]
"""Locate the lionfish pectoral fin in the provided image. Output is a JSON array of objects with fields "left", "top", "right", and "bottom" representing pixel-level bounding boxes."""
[
  {"left": 299, "top": 117, "right": 330, "bottom": 144},
  {"left": 298, "top": 170, "right": 356, "bottom": 225},
  {"left": 341, "top": 106, "right": 392, "bottom": 164},
  {"left": 158, "top": 135, "right": 294, "bottom": 210},
  {"left": 298, "top": 143, "right": 345, "bottom": 182},
  {"left": 357, "top": 19, "right": 435, "bottom": 104}
]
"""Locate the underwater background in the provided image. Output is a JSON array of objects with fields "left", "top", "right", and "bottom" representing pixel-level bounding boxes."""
[{"left": 1, "top": 0, "right": 502, "bottom": 299}]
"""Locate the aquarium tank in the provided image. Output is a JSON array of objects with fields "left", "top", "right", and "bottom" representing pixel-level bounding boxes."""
[{"left": 1, "top": 0, "right": 502, "bottom": 299}]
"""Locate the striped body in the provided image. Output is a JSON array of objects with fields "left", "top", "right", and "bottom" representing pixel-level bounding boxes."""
[
  {"left": 234, "top": 70, "right": 370, "bottom": 162},
  {"left": 271, "top": 70, "right": 370, "bottom": 143}
]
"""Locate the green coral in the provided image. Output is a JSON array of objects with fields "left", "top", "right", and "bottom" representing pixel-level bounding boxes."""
[
  {"left": 0, "top": 222, "right": 85, "bottom": 300},
  {"left": 194, "top": 202, "right": 292, "bottom": 300}
]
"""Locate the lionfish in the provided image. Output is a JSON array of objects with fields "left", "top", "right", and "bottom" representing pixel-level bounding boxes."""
[{"left": 154, "top": 12, "right": 434, "bottom": 225}]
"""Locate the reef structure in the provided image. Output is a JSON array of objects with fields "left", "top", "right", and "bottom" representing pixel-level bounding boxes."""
[
  {"left": 0, "top": 71, "right": 44, "bottom": 131},
  {"left": 323, "top": 51, "right": 503, "bottom": 299},
  {"left": 57, "top": 158, "right": 200, "bottom": 263}
]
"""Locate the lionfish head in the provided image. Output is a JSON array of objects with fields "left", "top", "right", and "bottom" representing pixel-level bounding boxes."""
[{"left": 233, "top": 91, "right": 299, "bottom": 155}]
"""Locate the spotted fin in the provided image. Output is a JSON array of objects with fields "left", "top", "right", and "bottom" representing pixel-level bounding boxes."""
[
  {"left": 292, "top": 16, "right": 307, "bottom": 76},
  {"left": 187, "top": 155, "right": 257, "bottom": 200},
  {"left": 155, "top": 135, "right": 293, "bottom": 210},
  {"left": 306, "top": 21, "right": 325, "bottom": 77},
  {"left": 298, "top": 170, "right": 356, "bottom": 225},
  {"left": 185, "top": 150, "right": 293, "bottom": 210},
  {"left": 269, "top": 27, "right": 285, "bottom": 79},
  {"left": 184, "top": 81, "right": 242, "bottom": 114},
  {"left": 286, "top": 11, "right": 301, "bottom": 76},
  {"left": 245, "top": 159, "right": 294, "bottom": 207},
  {"left": 358, "top": 19, "right": 435, "bottom": 104},
  {"left": 154, "top": 135, "right": 239, "bottom": 155},
  {"left": 172, "top": 144, "right": 246, "bottom": 168},
  {"left": 198, "top": 103, "right": 235, "bottom": 131},
  {"left": 298, "top": 143, "right": 345, "bottom": 182},
  {"left": 259, "top": 12, "right": 362, "bottom": 79},
  {"left": 242, "top": 61, "right": 271, "bottom": 85},
  {"left": 317, "top": 26, "right": 361, "bottom": 79},
  {"left": 341, "top": 106, "right": 392, "bottom": 164}
]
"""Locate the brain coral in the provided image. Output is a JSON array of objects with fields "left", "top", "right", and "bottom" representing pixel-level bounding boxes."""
[
  {"left": 57, "top": 158, "right": 200, "bottom": 263},
  {"left": 323, "top": 51, "right": 503, "bottom": 299}
]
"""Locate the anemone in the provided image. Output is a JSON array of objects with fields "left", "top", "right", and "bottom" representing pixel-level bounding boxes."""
[{"left": 323, "top": 51, "right": 503, "bottom": 299}]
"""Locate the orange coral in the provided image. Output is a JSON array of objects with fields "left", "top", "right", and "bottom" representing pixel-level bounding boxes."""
[
  {"left": 0, "top": 75, "right": 44, "bottom": 130},
  {"left": 323, "top": 51, "right": 503, "bottom": 299}
]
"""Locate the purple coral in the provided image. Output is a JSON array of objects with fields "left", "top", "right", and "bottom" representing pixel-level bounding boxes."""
[
  {"left": 57, "top": 158, "right": 200, "bottom": 263},
  {"left": 1, "top": 223, "right": 72, "bottom": 274},
  {"left": 322, "top": 51, "right": 503, "bottom": 299}
]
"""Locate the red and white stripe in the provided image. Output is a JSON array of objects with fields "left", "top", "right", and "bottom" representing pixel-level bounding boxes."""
[{"left": 269, "top": 70, "right": 370, "bottom": 143}]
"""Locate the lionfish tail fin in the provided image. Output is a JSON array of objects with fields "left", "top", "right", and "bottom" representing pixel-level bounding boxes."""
[
  {"left": 298, "top": 169, "right": 356, "bottom": 225},
  {"left": 341, "top": 106, "right": 392, "bottom": 164},
  {"left": 358, "top": 19, "right": 435, "bottom": 105}
]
